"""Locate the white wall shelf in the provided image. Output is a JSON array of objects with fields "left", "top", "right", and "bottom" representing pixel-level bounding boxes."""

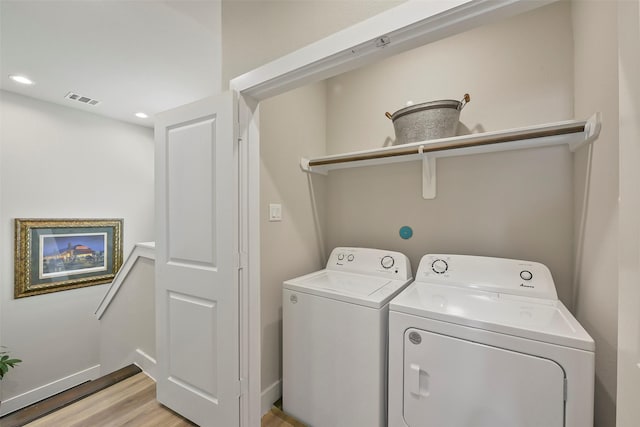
[{"left": 301, "top": 113, "right": 601, "bottom": 199}]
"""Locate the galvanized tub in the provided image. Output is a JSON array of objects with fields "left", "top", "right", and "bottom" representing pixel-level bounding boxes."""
[{"left": 386, "top": 94, "right": 470, "bottom": 144}]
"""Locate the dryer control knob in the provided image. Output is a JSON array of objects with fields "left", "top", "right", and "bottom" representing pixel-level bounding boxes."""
[
  {"left": 381, "top": 255, "right": 395, "bottom": 269},
  {"left": 520, "top": 270, "right": 533, "bottom": 281},
  {"left": 432, "top": 259, "right": 448, "bottom": 274}
]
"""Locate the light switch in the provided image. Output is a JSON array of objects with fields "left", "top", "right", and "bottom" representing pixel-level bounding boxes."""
[{"left": 269, "top": 203, "right": 282, "bottom": 222}]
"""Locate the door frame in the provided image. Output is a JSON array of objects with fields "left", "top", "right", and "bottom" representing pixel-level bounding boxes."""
[{"left": 228, "top": 1, "right": 557, "bottom": 425}]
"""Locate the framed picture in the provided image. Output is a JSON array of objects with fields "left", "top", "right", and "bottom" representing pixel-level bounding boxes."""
[{"left": 15, "top": 218, "right": 123, "bottom": 298}]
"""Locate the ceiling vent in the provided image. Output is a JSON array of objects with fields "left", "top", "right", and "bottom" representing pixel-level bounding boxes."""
[{"left": 64, "top": 92, "right": 100, "bottom": 106}]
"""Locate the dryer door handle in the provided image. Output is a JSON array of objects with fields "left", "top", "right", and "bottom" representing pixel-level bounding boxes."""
[
  {"left": 408, "top": 363, "right": 429, "bottom": 397},
  {"left": 409, "top": 363, "right": 421, "bottom": 396}
]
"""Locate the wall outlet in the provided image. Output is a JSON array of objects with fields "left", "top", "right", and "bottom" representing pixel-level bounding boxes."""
[{"left": 269, "top": 203, "right": 282, "bottom": 222}]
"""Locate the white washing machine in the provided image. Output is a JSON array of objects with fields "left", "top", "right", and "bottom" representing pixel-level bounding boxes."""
[
  {"left": 388, "top": 254, "right": 595, "bottom": 427},
  {"left": 283, "top": 247, "right": 413, "bottom": 427}
]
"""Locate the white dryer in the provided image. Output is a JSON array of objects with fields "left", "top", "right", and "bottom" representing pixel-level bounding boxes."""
[
  {"left": 283, "top": 247, "right": 413, "bottom": 427},
  {"left": 388, "top": 254, "right": 595, "bottom": 427}
]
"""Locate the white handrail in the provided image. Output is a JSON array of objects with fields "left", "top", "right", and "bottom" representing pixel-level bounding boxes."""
[{"left": 95, "top": 242, "right": 155, "bottom": 319}]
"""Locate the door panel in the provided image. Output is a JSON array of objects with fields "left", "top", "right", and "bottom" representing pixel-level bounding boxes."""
[
  {"left": 403, "top": 328, "right": 565, "bottom": 427},
  {"left": 168, "top": 292, "right": 218, "bottom": 399},
  {"left": 167, "top": 116, "right": 217, "bottom": 266},
  {"left": 155, "top": 92, "right": 239, "bottom": 427}
]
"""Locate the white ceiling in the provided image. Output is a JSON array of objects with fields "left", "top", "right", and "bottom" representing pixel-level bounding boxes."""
[{"left": 0, "top": 0, "right": 221, "bottom": 128}]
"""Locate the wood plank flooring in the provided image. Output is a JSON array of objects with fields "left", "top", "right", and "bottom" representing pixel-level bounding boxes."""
[
  {"left": 261, "top": 407, "right": 306, "bottom": 427},
  {"left": 0, "top": 365, "right": 142, "bottom": 427},
  {"left": 7, "top": 372, "right": 304, "bottom": 427},
  {"left": 24, "top": 373, "right": 194, "bottom": 427}
]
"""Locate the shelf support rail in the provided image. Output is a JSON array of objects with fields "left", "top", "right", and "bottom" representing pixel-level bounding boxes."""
[{"left": 300, "top": 114, "right": 602, "bottom": 198}]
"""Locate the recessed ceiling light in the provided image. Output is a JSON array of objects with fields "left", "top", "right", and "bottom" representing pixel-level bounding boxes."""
[
  {"left": 9, "top": 74, "right": 34, "bottom": 85},
  {"left": 135, "top": 112, "right": 148, "bottom": 119}
]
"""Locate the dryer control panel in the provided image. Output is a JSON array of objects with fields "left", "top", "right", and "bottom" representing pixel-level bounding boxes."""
[
  {"left": 327, "top": 247, "right": 412, "bottom": 280},
  {"left": 416, "top": 254, "right": 557, "bottom": 300}
]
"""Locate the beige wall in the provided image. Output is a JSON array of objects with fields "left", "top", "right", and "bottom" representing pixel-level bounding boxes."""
[
  {"left": 225, "top": 1, "right": 623, "bottom": 420},
  {"left": 572, "top": 1, "right": 619, "bottom": 426},
  {"left": 221, "top": 0, "right": 402, "bottom": 87},
  {"left": 617, "top": 0, "right": 640, "bottom": 424},
  {"left": 99, "top": 257, "right": 155, "bottom": 377},
  {"left": 325, "top": 2, "right": 575, "bottom": 304},
  {"left": 0, "top": 91, "right": 154, "bottom": 410},
  {"left": 221, "top": 0, "right": 402, "bottom": 402},
  {"left": 259, "top": 82, "right": 328, "bottom": 405}
]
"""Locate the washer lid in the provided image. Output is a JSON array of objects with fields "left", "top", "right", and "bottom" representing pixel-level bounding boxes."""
[
  {"left": 284, "top": 270, "right": 411, "bottom": 308},
  {"left": 390, "top": 282, "right": 594, "bottom": 351}
]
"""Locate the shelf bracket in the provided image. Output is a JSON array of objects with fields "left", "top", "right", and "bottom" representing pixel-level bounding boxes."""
[
  {"left": 584, "top": 112, "right": 602, "bottom": 147},
  {"left": 300, "top": 157, "right": 311, "bottom": 172},
  {"left": 570, "top": 112, "right": 602, "bottom": 151},
  {"left": 420, "top": 146, "right": 436, "bottom": 199},
  {"left": 300, "top": 158, "right": 327, "bottom": 175}
]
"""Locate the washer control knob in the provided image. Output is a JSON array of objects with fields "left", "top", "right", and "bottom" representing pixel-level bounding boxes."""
[
  {"left": 381, "top": 255, "right": 395, "bottom": 269},
  {"left": 520, "top": 270, "right": 533, "bottom": 281},
  {"left": 337, "top": 253, "right": 345, "bottom": 260},
  {"left": 432, "top": 259, "right": 448, "bottom": 274},
  {"left": 347, "top": 254, "right": 354, "bottom": 262}
]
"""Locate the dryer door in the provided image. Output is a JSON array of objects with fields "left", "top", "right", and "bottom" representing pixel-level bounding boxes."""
[{"left": 403, "top": 328, "right": 565, "bottom": 427}]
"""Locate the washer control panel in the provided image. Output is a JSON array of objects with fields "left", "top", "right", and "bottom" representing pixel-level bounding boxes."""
[
  {"left": 327, "top": 247, "right": 412, "bottom": 280},
  {"left": 431, "top": 258, "right": 449, "bottom": 274},
  {"left": 416, "top": 254, "right": 557, "bottom": 300},
  {"left": 381, "top": 255, "right": 395, "bottom": 269}
]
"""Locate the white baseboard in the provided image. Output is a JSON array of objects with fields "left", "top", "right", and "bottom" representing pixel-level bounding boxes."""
[
  {"left": 0, "top": 364, "right": 101, "bottom": 416},
  {"left": 261, "top": 379, "right": 282, "bottom": 415},
  {"left": 133, "top": 348, "right": 157, "bottom": 382}
]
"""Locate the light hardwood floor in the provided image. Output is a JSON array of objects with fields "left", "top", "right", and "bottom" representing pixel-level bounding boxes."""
[
  {"left": 260, "top": 407, "right": 305, "bottom": 427},
  {"left": 24, "top": 373, "right": 303, "bottom": 427},
  {"left": 25, "top": 373, "right": 194, "bottom": 427}
]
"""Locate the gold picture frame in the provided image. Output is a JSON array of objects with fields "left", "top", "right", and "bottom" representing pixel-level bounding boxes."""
[{"left": 15, "top": 218, "right": 123, "bottom": 298}]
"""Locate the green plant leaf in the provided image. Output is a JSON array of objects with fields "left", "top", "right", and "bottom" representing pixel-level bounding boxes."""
[{"left": 0, "top": 349, "right": 21, "bottom": 380}]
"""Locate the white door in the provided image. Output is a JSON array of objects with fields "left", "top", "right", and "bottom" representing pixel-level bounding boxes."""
[
  {"left": 403, "top": 328, "right": 565, "bottom": 427},
  {"left": 155, "top": 92, "right": 239, "bottom": 427}
]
